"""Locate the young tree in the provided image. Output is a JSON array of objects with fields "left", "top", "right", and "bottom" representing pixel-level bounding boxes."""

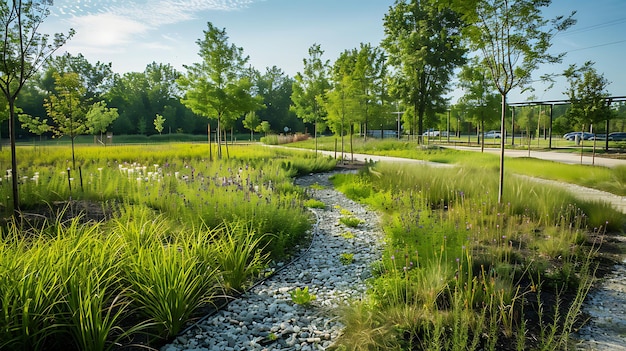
[
  {"left": 564, "top": 61, "right": 612, "bottom": 152},
  {"left": 351, "top": 43, "right": 388, "bottom": 140},
  {"left": 86, "top": 101, "right": 119, "bottom": 144},
  {"left": 0, "top": 0, "right": 74, "bottom": 213},
  {"left": 382, "top": 0, "right": 466, "bottom": 142},
  {"left": 177, "top": 22, "right": 262, "bottom": 159},
  {"left": 243, "top": 111, "right": 260, "bottom": 141},
  {"left": 457, "top": 0, "right": 575, "bottom": 202},
  {"left": 256, "top": 120, "right": 271, "bottom": 136},
  {"left": 45, "top": 72, "right": 87, "bottom": 169},
  {"left": 18, "top": 113, "right": 52, "bottom": 142},
  {"left": 291, "top": 44, "right": 331, "bottom": 154},
  {"left": 325, "top": 49, "right": 360, "bottom": 160},
  {"left": 458, "top": 59, "right": 500, "bottom": 152},
  {"left": 154, "top": 113, "right": 166, "bottom": 135},
  {"left": 42, "top": 52, "right": 113, "bottom": 100}
]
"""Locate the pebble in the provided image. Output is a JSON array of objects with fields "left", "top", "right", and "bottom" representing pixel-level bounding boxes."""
[{"left": 161, "top": 171, "right": 383, "bottom": 351}]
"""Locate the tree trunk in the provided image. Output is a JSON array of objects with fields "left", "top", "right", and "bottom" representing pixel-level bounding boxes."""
[
  {"left": 498, "top": 93, "right": 507, "bottom": 204},
  {"left": 8, "top": 99, "right": 19, "bottom": 215},
  {"left": 480, "top": 118, "right": 484, "bottom": 153},
  {"left": 217, "top": 116, "right": 222, "bottom": 159}
]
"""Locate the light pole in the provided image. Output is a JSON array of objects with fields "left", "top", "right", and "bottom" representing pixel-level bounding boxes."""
[{"left": 392, "top": 102, "right": 403, "bottom": 140}]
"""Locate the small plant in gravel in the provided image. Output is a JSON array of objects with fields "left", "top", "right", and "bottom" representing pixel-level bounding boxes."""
[
  {"left": 289, "top": 286, "right": 317, "bottom": 306},
  {"left": 304, "top": 198, "right": 326, "bottom": 209},
  {"left": 341, "top": 231, "right": 355, "bottom": 239},
  {"left": 310, "top": 183, "right": 326, "bottom": 190},
  {"left": 339, "top": 216, "right": 363, "bottom": 228},
  {"left": 337, "top": 207, "right": 352, "bottom": 216},
  {"left": 340, "top": 253, "right": 355, "bottom": 265}
]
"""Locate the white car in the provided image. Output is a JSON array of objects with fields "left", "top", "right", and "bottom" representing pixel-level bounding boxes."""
[
  {"left": 483, "top": 130, "right": 501, "bottom": 138},
  {"left": 423, "top": 129, "right": 440, "bottom": 137}
]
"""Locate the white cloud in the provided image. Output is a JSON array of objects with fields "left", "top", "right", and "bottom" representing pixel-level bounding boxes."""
[
  {"left": 53, "top": 0, "right": 261, "bottom": 26},
  {"left": 64, "top": 13, "right": 149, "bottom": 53},
  {"left": 51, "top": 0, "right": 262, "bottom": 56}
]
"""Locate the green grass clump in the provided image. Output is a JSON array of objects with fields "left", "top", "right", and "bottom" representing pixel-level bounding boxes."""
[
  {"left": 289, "top": 286, "right": 317, "bottom": 306},
  {"left": 339, "top": 216, "right": 363, "bottom": 228},
  {"left": 340, "top": 231, "right": 355, "bottom": 239},
  {"left": 304, "top": 198, "right": 326, "bottom": 209},
  {"left": 331, "top": 162, "right": 612, "bottom": 351},
  {"left": 340, "top": 253, "right": 355, "bottom": 265},
  {"left": 211, "top": 222, "right": 270, "bottom": 294}
]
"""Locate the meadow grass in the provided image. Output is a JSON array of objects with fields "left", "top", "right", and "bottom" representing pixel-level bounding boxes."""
[
  {"left": 330, "top": 162, "right": 618, "bottom": 351},
  {"left": 0, "top": 143, "right": 336, "bottom": 349}
]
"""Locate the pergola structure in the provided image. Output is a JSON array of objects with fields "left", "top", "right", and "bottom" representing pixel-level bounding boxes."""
[{"left": 507, "top": 95, "right": 626, "bottom": 149}]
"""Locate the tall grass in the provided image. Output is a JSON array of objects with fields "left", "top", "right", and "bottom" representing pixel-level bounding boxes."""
[
  {"left": 0, "top": 144, "right": 336, "bottom": 349},
  {"left": 210, "top": 221, "right": 270, "bottom": 294},
  {"left": 0, "top": 225, "right": 65, "bottom": 350},
  {"left": 331, "top": 162, "right": 616, "bottom": 350}
]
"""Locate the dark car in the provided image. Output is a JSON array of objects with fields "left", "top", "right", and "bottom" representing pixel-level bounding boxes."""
[
  {"left": 588, "top": 134, "right": 612, "bottom": 141},
  {"left": 609, "top": 132, "right": 626, "bottom": 141}
]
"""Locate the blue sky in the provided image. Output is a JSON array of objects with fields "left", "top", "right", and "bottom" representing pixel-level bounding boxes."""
[{"left": 41, "top": 0, "right": 626, "bottom": 103}]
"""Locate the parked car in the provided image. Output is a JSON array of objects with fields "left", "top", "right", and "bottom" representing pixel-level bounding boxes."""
[
  {"left": 483, "top": 130, "right": 501, "bottom": 138},
  {"left": 564, "top": 132, "right": 593, "bottom": 141},
  {"left": 588, "top": 134, "right": 612, "bottom": 141},
  {"left": 609, "top": 132, "right": 626, "bottom": 141},
  {"left": 423, "top": 129, "right": 440, "bottom": 137},
  {"left": 563, "top": 132, "right": 577, "bottom": 139}
]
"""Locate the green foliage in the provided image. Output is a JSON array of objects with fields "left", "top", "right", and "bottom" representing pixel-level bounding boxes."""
[
  {"left": 177, "top": 22, "right": 263, "bottom": 158},
  {"left": 340, "top": 231, "right": 355, "bottom": 239},
  {"left": 304, "top": 198, "right": 326, "bottom": 209},
  {"left": 382, "top": 0, "right": 466, "bottom": 137},
  {"left": 18, "top": 113, "right": 52, "bottom": 138},
  {"left": 291, "top": 44, "right": 331, "bottom": 152},
  {"left": 211, "top": 222, "right": 270, "bottom": 294},
  {"left": 46, "top": 72, "right": 89, "bottom": 139},
  {"left": 340, "top": 252, "right": 355, "bottom": 265},
  {"left": 339, "top": 216, "right": 363, "bottom": 228},
  {"left": 153, "top": 113, "right": 165, "bottom": 134},
  {"left": 123, "top": 238, "right": 217, "bottom": 339},
  {"left": 289, "top": 286, "right": 317, "bottom": 306},
  {"left": 564, "top": 61, "right": 612, "bottom": 128},
  {"left": 243, "top": 111, "right": 260, "bottom": 140},
  {"left": 86, "top": 101, "right": 119, "bottom": 136},
  {"left": 257, "top": 120, "right": 271, "bottom": 135}
]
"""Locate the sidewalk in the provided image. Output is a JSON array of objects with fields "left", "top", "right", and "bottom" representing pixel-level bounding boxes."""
[{"left": 444, "top": 145, "right": 626, "bottom": 168}]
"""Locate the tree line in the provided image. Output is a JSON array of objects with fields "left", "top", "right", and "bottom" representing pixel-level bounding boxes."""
[
  {"left": 3, "top": 1, "right": 624, "bottom": 147},
  {"left": 3, "top": 0, "right": 626, "bottom": 210}
]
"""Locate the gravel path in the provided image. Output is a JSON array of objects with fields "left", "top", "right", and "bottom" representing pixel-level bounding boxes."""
[
  {"left": 575, "top": 241, "right": 626, "bottom": 351},
  {"left": 161, "top": 170, "right": 384, "bottom": 351}
]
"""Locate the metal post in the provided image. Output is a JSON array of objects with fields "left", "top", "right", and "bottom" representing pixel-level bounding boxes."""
[{"left": 447, "top": 109, "right": 450, "bottom": 143}]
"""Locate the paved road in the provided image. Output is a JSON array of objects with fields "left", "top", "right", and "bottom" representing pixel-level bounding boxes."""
[
  {"left": 306, "top": 145, "right": 626, "bottom": 168},
  {"left": 444, "top": 145, "right": 626, "bottom": 168}
]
